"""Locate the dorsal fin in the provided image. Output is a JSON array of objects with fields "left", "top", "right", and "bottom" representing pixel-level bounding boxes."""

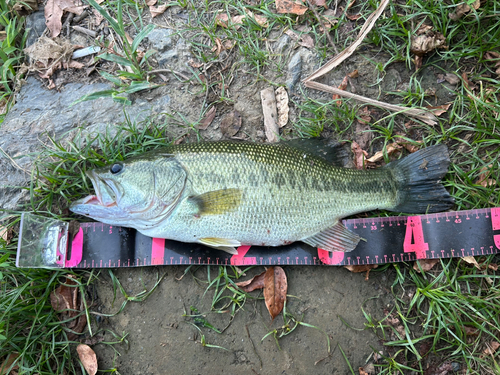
[{"left": 282, "top": 138, "right": 352, "bottom": 168}]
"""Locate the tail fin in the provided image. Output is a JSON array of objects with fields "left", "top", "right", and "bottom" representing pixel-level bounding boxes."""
[{"left": 386, "top": 144, "right": 454, "bottom": 213}]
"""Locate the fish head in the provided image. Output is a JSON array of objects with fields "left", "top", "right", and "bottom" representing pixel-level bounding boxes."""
[{"left": 70, "top": 154, "right": 187, "bottom": 229}]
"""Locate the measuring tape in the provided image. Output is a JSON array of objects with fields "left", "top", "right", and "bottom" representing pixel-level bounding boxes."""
[{"left": 16, "top": 208, "right": 500, "bottom": 268}]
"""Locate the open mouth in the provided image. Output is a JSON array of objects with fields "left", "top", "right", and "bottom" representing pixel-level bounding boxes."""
[{"left": 77, "top": 194, "right": 116, "bottom": 208}]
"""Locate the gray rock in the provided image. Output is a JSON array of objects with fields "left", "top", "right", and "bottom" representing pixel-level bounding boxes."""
[
  {"left": 25, "top": 10, "right": 47, "bottom": 48},
  {"left": 275, "top": 34, "right": 291, "bottom": 54},
  {"left": 287, "top": 50, "right": 302, "bottom": 92},
  {"left": 146, "top": 28, "right": 174, "bottom": 52},
  {"left": 0, "top": 77, "right": 171, "bottom": 212}
]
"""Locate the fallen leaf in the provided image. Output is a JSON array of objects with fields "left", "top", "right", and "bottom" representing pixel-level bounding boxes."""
[
  {"left": 488, "top": 263, "right": 498, "bottom": 271},
  {"left": 321, "top": 9, "right": 338, "bottom": 27},
  {"left": 0, "top": 225, "right": 13, "bottom": 245},
  {"left": 76, "top": 344, "right": 98, "bottom": 375},
  {"left": 93, "top": 8, "right": 104, "bottom": 25},
  {"left": 348, "top": 69, "right": 359, "bottom": 78},
  {"left": 462, "top": 326, "right": 479, "bottom": 336},
  {"left": 366, "top": 143, "right": 401, "bottom": 163},
  {"left": 359, "top": 363, "right": 375, "bottom": 375},
  {"left": 215, "top": 13, "right": 229, "bottom": 27},
  {"left": 0, "top": 353, "right": 19, "bottom": 375},
  {"left": 346, "top": 13, "right": 361, "bottom": 21},
  {"left": 263, "top": 266, "right": 287, "bottom": 320},
  {"left": 410, "top": 26, "right": 447, "bottom": 69},
  {"left": 425, "top": 103, "right": 451, "bottom": 116},
  {"left": 276, "top": 0, "right": 308, "bottom": 15},
  {"left": 150, "top": 3, "right": 169, "bottom": 18},
  {"left": 275, "top": 87, "right": 289, "bottom": 128},
  {"left": 351, "top": 141, "right": 368, "bottom": 170},
  {"left": 198, "top": 106, "right": 216, "bottom": 130},
  {"left": 414, "top": 259, "right": 439, "bottom": 273},
  {"left": 444, "top": 73, "right": 460, "bottom": 85},
  {"left": 475, "top": 165, "right": 496, "bottom": 187},
  {"left": 332, "top": 75, "right": 349, "bottom": 105},
  {"left": 236, "top": 270, "right": 266, "bottom": 292},
  {"left": 482, "top": 341, "right": 500, "bottom": 357},
  {"left": 45, "top": 0, "right": 84, "bottom": 37},
  {"left": 344, "top": 264, "right": 378, "bottom": 280},
  {"left": 449, "top": 0, "right": 480, "bottom": 21},
  {"left": 462, "top": 256, "right": 482, "bottom": 270},
  {"left": 310, "top": 0, "right": 326, "bottom": 7},
  {"left": 220, "top": 110, "right": 242, "bottom": 137},
  {"left": 211, "top": 37, "right": 223, "bottom": 56}
]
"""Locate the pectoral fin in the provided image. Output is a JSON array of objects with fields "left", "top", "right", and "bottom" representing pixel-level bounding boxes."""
[
  {"left": 302, "top": 222, "right": 361, "bottom": 252},
  {"left": 198, "top": 237, "right": 242, "bottom": 254},
  {"left": 189, "top": 188, "right": 242, "bottom": 215}
]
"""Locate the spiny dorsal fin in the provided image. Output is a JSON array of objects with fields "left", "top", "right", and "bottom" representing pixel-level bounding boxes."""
[
  {"left": 302, "top": 222, "right": 361, "bottom": 252},
  {"left": 189, "top": 188, "right": 242, "bottom": 215}
]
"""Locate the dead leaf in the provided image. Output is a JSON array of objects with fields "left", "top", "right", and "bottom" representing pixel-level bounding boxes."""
[
  {"left": 444, "top": 73, "right": 460, "bottom": 85},
  {"left": 215, "top": 13, "right": 229, "bottom": 27},
  {"left": 150, "top": 3, "right": 169, "bottom": 18},
  {"left": 462, "top": 326, "right": 479, "bottom": 336},
  {"left": 425, "top": 103, "right": 451, "bottom": 116},
  {"left": 321, "top": 9, "right": 338, "bottom": 27},
  {"left": 261, "top": 87, "right": 279, "bottom": 143},
  {"left": 359, "top": 364, "right": 375, "bottom": 375},
  {"left": 346, "top": 13, "right": 361, "bottom": 21},
  {"left": 93, "top": 8, "right": 104, "bottom": 25},
  {"left": 351, "top": 141, "right": 368, "bottom": 170},
  {"left": 462, "top": 256, "right": 482, "bottom": 270},
  {"left": 0, "top": 353, "right": 19, "bottom": 375},
  {"left": 410, "top": 26, "right": 447, "bottom": 70},
  {"left": 475, "top": 165, "right": 496, "bottom": 187},
  {"left": 348, "top": 69, "right": 359, "bottom": 78},
  {"left": 481, "top": 341, "right": 500, "bottom": 358},
  {"left": 263, "top": 266, "right": 287, "bottom": 320},
  {"left": 413, "top": 259, "right": 439, "bottom": 273},
  {"left": 276, "top": 0, "right": 308, "bottom": 15},
  {"left": 45, "top": 0, "right": 84, "bottom": 37},
  {"left": 198, "top": 106, "right": 216, "bottom": 130},
  {"left": 449, "top": 0, "right": 480, "bottom": 21},
  {"left": 275, "top": 87, "right": 289, "bottom": 127},
  {"left": 366, "top": 143, "right": 402, "bottom": 163},
  {"left": 0, "top": 225, "right": 13, "bottom": 245},
  {"left": 310, "top": 0, "right": 326, "bottom": 7},
  {"left": 236, "top": 270, "right": 266, "bottom": 292},
  {"left": 76, "top": 344, "right": 98, "bottom": 375},
  {"left": 220, "top": 110, "right": 242, "bottom": 137},
  {"left": 344, "top": 264, "right": 378, "bottom": 280},
  {"left": 332, "top": 75, "right": 349, "bottom": 105},
  {"left": 211, "top": 37, "right": 223, "bottom": 56}
]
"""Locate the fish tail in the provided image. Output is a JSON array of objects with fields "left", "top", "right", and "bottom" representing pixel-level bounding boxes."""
[{"left": 386, "top": 144, "right": 454, "bottom": 213}]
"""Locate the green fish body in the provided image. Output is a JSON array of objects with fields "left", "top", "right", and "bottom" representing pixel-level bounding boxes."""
[{"left": 70, "top": 141, "right": 453, "bottom": 254}]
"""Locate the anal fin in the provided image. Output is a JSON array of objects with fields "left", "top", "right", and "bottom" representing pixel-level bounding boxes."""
[
  {"left": 302, "top": 222, "right": 360, "bottom": 252},
  {"left": 198, "top": 237, "right": 242, "bottom": 254}
]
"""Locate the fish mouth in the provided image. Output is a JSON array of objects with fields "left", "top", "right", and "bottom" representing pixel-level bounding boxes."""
[{"left": 71, "top": 170, "right": 120, "bottom": 209}]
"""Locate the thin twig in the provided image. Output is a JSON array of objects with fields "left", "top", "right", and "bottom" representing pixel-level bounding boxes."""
[
  {"left": 305, "top": 0, "right": 338, "bottom": 54},
  {"left": 63, "top": 13, "right": 74, "bottom": 37},
  {"left": 72, "top": 25, "right": 97, "bottom": 38}
]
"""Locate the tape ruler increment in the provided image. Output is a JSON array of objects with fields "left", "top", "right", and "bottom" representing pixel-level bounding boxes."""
[{"left": 16, "top": 208, "right": 500, "bottom": 268}]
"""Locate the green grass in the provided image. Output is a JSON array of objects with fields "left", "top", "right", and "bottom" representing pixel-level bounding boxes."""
[{"left": 0, "top": 0, "right": 499, "bottom": 372}]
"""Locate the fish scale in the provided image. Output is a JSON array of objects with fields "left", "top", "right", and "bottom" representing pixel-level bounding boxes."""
[{"left": 70, "top": 141, "right": 454, "bottom": 253}]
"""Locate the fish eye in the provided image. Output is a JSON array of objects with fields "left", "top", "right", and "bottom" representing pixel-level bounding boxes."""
[{"left": 110, "top": 163, "right": 123, "bottom": 174}]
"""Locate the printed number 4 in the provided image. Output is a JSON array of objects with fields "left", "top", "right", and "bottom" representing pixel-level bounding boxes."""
[{"left": 403, "top": 216, "right": 429, "bottom": 259}]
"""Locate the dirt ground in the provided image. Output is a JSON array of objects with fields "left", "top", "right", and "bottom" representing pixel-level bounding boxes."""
[{"left": 93, "top": 265, "right": 395, "bottom": 374}]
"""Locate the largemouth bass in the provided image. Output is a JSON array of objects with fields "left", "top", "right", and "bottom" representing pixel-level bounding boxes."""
[{"left": 70, "top": 141, "right": 454, "bottom": 254}]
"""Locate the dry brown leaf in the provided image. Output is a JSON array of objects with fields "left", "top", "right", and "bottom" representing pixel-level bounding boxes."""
[
  {"left": 462, "top": 256, "right": 482, "bottom": 270},
  {"left": 344, "top": 264, "right": 378, "bottom": 280},
  {"left": 310, "top": 0, "right": 326, "bottom": 8},
  {"left": 92, "top": 8, "right": 104, "bottom": 25},
  {"left": 263, "top": 266, "right": 287, "bottom": 320},
  {"left": 275, "top": 87, "right": 289, "bottom": 128},
  {"left": 332, "top": 75, "right": 349, "bottom": 105},
  {"left": 236, "top": 270, "right": 266, "bottom": 292},
  {"left": 261, "top": 87, "right": 279, "bottom": 143},
  {"left": 150, "top": 4, "right": 169, "bottom": 18},
  {"left": 346, "top": 13, "right": 361, "bottom": 21},
  {"left": 0, "top": 225, "right": 13, "bottom": 245},
  {"left": 444, "top": 73, "right": 460, "bottom": 85},
  {"left": 76, "top": 344, "right": 98, "bottom": 375},
  {"left": 359, "top": 364, "right": 375, "bottom": 375},
  {"left": 366, "top": 143, "right": 401, "bottom": 163},
  {"left": 425, "top": 103, "right": 451, "bottom": 116},
  {"left": 211, "top": 37, "right": 223, "bottom": 56},
  {"left": 449, "top": 0, "right": 480, "bottom": 21},
  {"left": 198, "top": 106, "right": 216, "bottom": 130},
  {"left": 475, "top": 165, "right": 496, "bottom": 187},
  {"left": 482, "top": 341, "right": 500, "bottom": 357},
  {"left": 359, "top": 367, "right": 368, "bottom": 375},
  {"left": 488, "top": 263, "right": 498, "bottom": 271},
  {"left": 215, "top": 13, "right": 229, "bottom": 27},
  {"left": 348, "top": 69, "right": 359, "bottom": 78},
  {"left": 45, "top": 0, "right": 84, "bottom": 37},
  {"left": 276, "top": 0, "right": 308, "bottom": 15},
  {"left": 462, "top": 326, "right": 479, "bottom": 336},
  {"left": 0, "top": 353, "right": 19, "bottom": 375},
  {"left": 413, "top": 259, "right": 439, "bottom": 273},
  {"left": 410, "top": 27, "right": 447, "bottom": 70},
  {"left": 321, "top": 9, "right": 338, "bottom": 27},
  {"left": 351, "top": 141, "right": 368, "bottom": 170},
  {"left": 220, "top": 110, "right": 242, "bottom": 137}
]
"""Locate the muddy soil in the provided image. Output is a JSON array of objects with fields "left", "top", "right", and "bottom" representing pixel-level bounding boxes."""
[{"left": 93, "top": 265, "right": 394, "bottom": 374}]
